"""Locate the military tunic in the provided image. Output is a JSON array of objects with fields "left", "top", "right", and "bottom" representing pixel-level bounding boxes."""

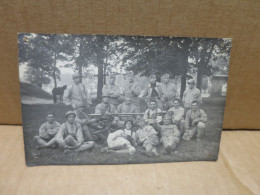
[
  {"left": 102, "top": 84, "right": 122, "bottom": 106},
  {"left": 38, "top": 121, "right": 61, "bottom": 141},
  {"left": 95, "top": 102, "right": 117, "bottom": 115},
  {"left": 63, "top": 83, "right": 92, "bottom": 109},
  {"left": 136, "top": 125, "right": 159, "bottom": 148},
  {"left": 161, "top": 82, "right": 177, "bottom": 109},
  {"left": 182, "top": 87, "right": 202, "bottom": 110},
  {"left": 123, "top": 82, "right": 141, "bottom": 109}
]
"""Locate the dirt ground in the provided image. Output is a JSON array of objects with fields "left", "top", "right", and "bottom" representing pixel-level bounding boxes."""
[{"left": 21, "top": 97, "right": 225, "bottom": 166}]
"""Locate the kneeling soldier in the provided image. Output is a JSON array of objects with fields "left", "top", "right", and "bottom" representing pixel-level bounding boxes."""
[
  {"left": 56, "top": 111, "right": 95, "bottom": 154},
  {"left": 136, "top": 118, "right": 159, "bottom": 156},
  {"left": 103, "top": 120, "right": 136, "bottom": 155},
  {"left": 154, "top": 115, "right": 180, "bottom": 154},
  {"left": 182, "top": 101, "right": 207, "bottom": 141},
  {"left": 33, "top": 112, "right": 60, "bottom": 149}
]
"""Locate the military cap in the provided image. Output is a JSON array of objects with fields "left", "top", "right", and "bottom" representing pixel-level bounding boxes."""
[
  {"left": 162, "top": 73, "right": 170, "bottom": 79},
  {"left": 109, "top": 74, "right": 116, "bottom": 79},
  {"left": 187, "top": 79, "right": 195, "bottom": 84},
  {"left": 102, "top": 91, "right": 110, "bottom": 98},
  {"left": 164, "top": 114, "right": 172, "bottom": 120},
  {"left": 75, "top": 102, "right": 85, "bottom": 109},
  {"left": 65, "top": 111, "right": 76, "bottom": 118},
  {"left": 72, "top": 72, "right": 81, "bottom": 78},
  {"left": 127, "top": 71, "right": 134, "bottom": 76}
]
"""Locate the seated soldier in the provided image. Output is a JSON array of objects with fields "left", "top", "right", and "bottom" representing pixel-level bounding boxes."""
[
  {"left": 56, "top": 111, "right": 95, "bottom": 154},
  {"left": 143, "top": 99, "right": 162, "bottom": 125},
  {"left": 167, "top": 98, "right": 185, "bottom": 137},
  {"left": 74, "top": 102, "right": 99, "bottom": 142},
  {"left": 182, "top": 101, "right": 207, "bottom": 141},
  {"left": 95, "top": 92, "right": 117, "bottom": 115},
  {"left": 102, "top": 120, "right": 136, "bottom": 155},
  {"left": 33, "top": 112, "right": 60, "bottom": 149},
  {"left": 136, "top": 118, "right": 159, "bottom": 156},
  {"left": 153, "top": 115, "right": 180, "bottom": 154},
  {"left": 115, "top": 96, "right": 140, "bottom": 128}
]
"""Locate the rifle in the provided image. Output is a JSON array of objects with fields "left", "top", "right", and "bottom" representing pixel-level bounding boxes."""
[{"left": 88, "top": 111, "right": 168, "bottom": 118}]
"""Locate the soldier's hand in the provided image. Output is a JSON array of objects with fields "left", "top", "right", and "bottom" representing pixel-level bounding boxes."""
[{"left": 151, "top": 113, "right": 157, "bottom": 119}]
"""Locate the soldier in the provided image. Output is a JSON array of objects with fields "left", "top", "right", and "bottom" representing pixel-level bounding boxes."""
[
  {"left": 63, "top": 72, "right": 92, "bottom": 109},
  {"left": 56, "top": 111, "right": 95, "bottom": 154},
  {"left": 153, "top": 115, "right": 180, "bottom": 154},
  {"left": 161, "top": 73, "right": 177, "bottom": 110},
  {"left": 95, "top": 92, "right": 117, "bottom": 115},
  {"left": 115, "top": 96, "right": 141, "bottom": 128},
  {"left": 74, "top": 102, "right": 99, "bottom": 142},
  {"left": 143, "top": 99, "right": 162, "bottom": 125},
  {"left": 123, "top": 71, "right": 141, "bottom": 111},
  {"left": 167, "top": 98, "right": 185, "bottom": 137},
  {"left": 102, "top": 74, "right": 122, "bottom": 107},
  {"left": 136, "top": 118, "right": 159, "bottom": 156},
  {"left": 102, "top": 120, "right": 136, "bottom": 155},
  {"left": 182, "top": 101, "right": 207, "bottom": 141},
  {"left": 33, "top": 113, "right": 60, "bottom": 149},
  {"left": 140, "top": 74, "right": 163, "bottom": 109},
  {"left": 182, "top": 79, "right": 202, "bottom": 113}
]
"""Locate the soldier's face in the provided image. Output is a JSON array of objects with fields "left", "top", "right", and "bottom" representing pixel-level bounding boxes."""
[
  {"left": 47, "top": 114, "right": 55, "bottom": 123},
  {"left": 78, "top": 106, "right": 85, "bottom": 112},
  {"left": 125, "top": 99, "right": 131, "bottom": 105},
  {"left": 191, "top": 103, "right": 198, "bottom": 111},
  {"left": 139, "top": 120, "right": 145, "bottom": 127},
  {"left": 73, "top": 77, "right": 80, "bottom": 84},
  {"left": 150, "top": 102, "right": 157, "bottom": 110},
  {"left": 163, "top": 77, "right": 170, "bottom": 84},
  {"left": 188, "top": 83, "right": 195, "bottom": 89},
  {"left": 127, "top": 75, "right": 134, "bottom": 82},
  {"left": 150, "top": 77, "right": 156, "bottom": 84},
  {"left": 109, "top": 78, "right": 115, "bottom": 85},
  {"left": 173, "top": 101, "right": 179, "bottom": 108},
  {"left": 164, "top": 118, "right": 171, "bottom": 125},
  {"left": 102, "top": 97, "right": 109, "bottom": 103},
  {"left": 67, "top": 114, "right": 75, "bottom": 123},
  {"left": 125, "top": 121, "right": 132, "bottom": 130}
]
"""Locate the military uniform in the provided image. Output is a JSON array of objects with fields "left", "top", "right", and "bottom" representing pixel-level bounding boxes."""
[
  {"left": 95, "top": 102, "right": 117, "bottom": 115},
  {"left": 161, "top": 82, "right": 177, "bottom": 110},
  {"left": 74, "top": 110, "right": 95, "bottom": 141},
  {"left": 102, "top": 84, "right": 122, "bottom": 107},
  {"left": 38, "top": 121, "right": 61, "bottom": 141},
  {"left": 136, "top": 125, "right": 159, "bottom": 151},
  {"left": 154, "top": 122, "right": 180, "bottom": 150},
  {"left": 143, "top": 108, "right": 162, "bottom": 124},
  {"left": 123, "top": 82, "right": 141, "bottom": 110},
  {"left": 168, "top": 106, "right": 185, "bottom": 136},
  {"left": 183, "top": 109, "right": 207, "bottom": 140},
  {"left": 63, "top": 83, "right": 92, "bottom": 109}
]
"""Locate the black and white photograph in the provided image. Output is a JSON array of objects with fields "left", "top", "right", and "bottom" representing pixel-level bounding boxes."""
[{"left": 18, "top": 33, "right": 232, "bottom": 166}]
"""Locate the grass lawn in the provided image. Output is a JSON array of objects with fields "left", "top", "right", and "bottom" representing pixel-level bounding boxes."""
[{"left": 21, "top": 97, "right": 225, "bottom": 166}]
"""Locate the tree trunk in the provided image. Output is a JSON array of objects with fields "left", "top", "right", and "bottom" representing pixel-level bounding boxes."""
[
  {"left": 53, "top": 36, "right": 57, "bottom": 88},
  {"left": 196, "top": 63, "right": 203, "bottom": 90},
  {"left": 97, "top": 63, "right": 103, "bottom": 101}
]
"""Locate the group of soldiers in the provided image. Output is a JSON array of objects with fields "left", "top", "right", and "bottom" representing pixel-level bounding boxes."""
[{"left": 33, "top": 71, "right": 207, "bottom": 156}]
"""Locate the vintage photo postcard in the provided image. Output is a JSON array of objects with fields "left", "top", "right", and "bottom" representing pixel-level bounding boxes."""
[{"left": 18, "top": 33, "right": 232, "bottom": 166}]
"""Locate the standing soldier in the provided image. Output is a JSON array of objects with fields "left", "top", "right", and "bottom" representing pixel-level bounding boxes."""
[
  {"left": 161, "top": 73, "right": 177, "bottom": 110},
  {"left": 140, "top": 74, "right": 163, "bottom": 109},
  {"left": 123, "top": 71, "right": 141, "bottom": 112},
  {"left": 182, "top": 79, "right": 202, "bottom": 113},
  {"left": 182, "top": 101, "right": 207, "bottom": 141},
  {"left": 63, "top": 72, "right": 92, "bottom": 109},
  {"left": 167, "top": 98, "right": 185, "bottom": 137},
  {"left": 102, "top": 74, "right": 122, "bottom": 108}
]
